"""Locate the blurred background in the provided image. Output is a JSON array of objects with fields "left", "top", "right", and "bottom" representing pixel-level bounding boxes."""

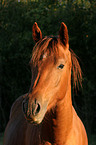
[{"left": 0, "top": 0, "right": 96, "bottom": 144}]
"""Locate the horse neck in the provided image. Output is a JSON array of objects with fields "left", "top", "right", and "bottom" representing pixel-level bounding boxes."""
[{"left": 53, "top": 75, "right": 73, "bottom": 144}]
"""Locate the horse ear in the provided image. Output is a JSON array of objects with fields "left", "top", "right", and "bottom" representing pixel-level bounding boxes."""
[
  {"left": 32, "top": 22, "right": 42, "bottom": 43},
  {"left": 59, "top": 22, "right": 69, "bottom": 48}
]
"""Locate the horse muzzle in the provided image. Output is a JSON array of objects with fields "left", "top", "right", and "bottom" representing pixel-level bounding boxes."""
[{"left": 22, "top": 95, "right": 47, "bottom": 124}]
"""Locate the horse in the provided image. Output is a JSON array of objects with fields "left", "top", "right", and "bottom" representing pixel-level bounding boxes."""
[{"left": 4, "top": 22, "right": 88, "bottom": 145}]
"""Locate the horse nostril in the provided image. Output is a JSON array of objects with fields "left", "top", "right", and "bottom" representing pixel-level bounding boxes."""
[
  {"left": 36, "top": 103, "right": 40, "bottom": 114},
  {"left": 32, "top": 99, "right": 41, "bottom": 116},
  {"left": 23, "top": 98, "right": 41, "bottom": 118}
]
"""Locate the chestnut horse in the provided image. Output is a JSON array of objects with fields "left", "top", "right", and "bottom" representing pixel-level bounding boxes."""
[{"left": 4, "top": 22, "right": 88, "bottom": 145}]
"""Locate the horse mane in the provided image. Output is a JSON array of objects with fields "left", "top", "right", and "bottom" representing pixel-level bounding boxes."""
[
  {"left": 70, "top": 48, "right": 82, "bottom": 91},
  {"left": 30, "top": 36, "right": 82, "bottom": 91}
]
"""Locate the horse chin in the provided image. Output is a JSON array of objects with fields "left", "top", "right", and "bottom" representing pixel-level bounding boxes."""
[
  {"left": 25, "top": 116, "right": 42, "bottom": 124},
  {"left": 27, "top": 119, "right": 41, "bottom": 124},
  {"left": 25, "top": 110, "right": 46, "bottom": 125}
]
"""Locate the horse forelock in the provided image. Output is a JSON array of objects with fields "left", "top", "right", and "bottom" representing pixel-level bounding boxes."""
[{"left": 30, "top": 36, "right": 60, "bottom": 67}]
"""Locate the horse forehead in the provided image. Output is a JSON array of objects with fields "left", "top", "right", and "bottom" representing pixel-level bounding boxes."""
[
  {"left": 31, "top": 42, "right": 69, "bottom": 68},
  {"left": 57, "top": 44, "right": 69, "bottom": 59},
  {"left": 41, "top": 44, "right": 67, "bottom": 59},
  {"left": 42, "top": 52, "right": 47, "bottom": 59}
]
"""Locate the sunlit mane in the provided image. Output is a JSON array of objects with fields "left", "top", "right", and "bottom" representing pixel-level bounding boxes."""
[{"left": 70, "top": 49, "right": 82, "bottom": 90}]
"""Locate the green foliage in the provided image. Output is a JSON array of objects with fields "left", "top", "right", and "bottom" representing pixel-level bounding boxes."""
[{"left": 0, "top": 0, "right": 96, "bottom": 135}]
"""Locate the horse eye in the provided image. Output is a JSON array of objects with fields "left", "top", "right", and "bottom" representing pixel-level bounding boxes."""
[{"left": 57, "top": 64, "right": 64, "bottom": 69}]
